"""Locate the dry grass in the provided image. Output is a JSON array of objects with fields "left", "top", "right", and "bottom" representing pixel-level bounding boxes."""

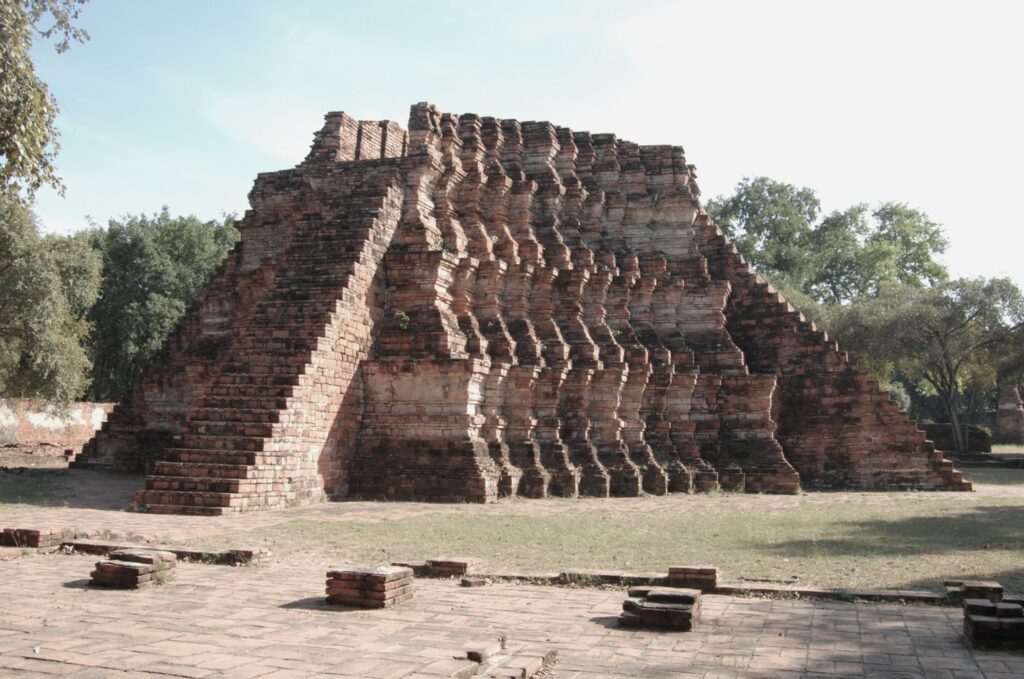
[{"left": 181, "top": 468, "right": 1024, "bottom": 593}]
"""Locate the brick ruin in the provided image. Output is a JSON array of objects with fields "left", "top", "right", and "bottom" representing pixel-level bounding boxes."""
[
  {"left": 995, "top": 385, "right": 1024, "bottom": 444},
  {"left": 76, "top": 103, "right": 970, "bottom": 514}
]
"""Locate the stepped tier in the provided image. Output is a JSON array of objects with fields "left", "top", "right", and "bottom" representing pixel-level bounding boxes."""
[{"left": 77, "top": 104, "right": 969, "bottom": 514}]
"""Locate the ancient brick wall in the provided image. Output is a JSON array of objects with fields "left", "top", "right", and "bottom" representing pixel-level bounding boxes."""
[
  {"left": 83, "top": 103, "right": 968, "bottom": 514},
  {"left": 995, "top": 385, "right": 1024, "bottom": 444},
  {"left": 698, "top": 217, "right": 964, "bottom": 490},
  {"left": 0, "top": 400, "right": 112, "bottom": 450}
]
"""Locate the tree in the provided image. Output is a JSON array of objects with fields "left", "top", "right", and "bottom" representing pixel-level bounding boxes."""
[
  {"left": 707, "top": 178, "right": 948, "bottom": 305},
  {"left": 705, "top": 176, "right": 819, "bottom": 282},
  {"left": 86, "top": 209, "right": 239, "bottom": 401},
  {"left": 826, "top": 278, "right": 1024, "bottom": 452},
  {"left": 804, "top": 202, "right": 949, "bottom": 304},
  {"left": 870, "top": 203, "right": 948, "bottom": 288},
  {"left": 0, "top": 192, "right": 99, "bottom": 401},
  {"left": 1, "top": 0, "right": 89, "bottom": 200}
]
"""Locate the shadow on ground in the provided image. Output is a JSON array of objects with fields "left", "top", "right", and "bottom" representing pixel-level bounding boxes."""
[
  {"left": 962, "top": 468, "right": 1024, "bottom": 486},
  {"left": 280, "top": 596, "right": 332, "bottom": 611},
  {"left": 763, "top": 503, "right": 1024, "bottom": 591},
  {"left": 0, "top": 468, "right": 140, "bottom": 511}
]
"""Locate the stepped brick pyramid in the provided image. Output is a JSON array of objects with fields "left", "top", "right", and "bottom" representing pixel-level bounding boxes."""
[{"left": 76, "top": 103, "right": 970, "bottom": 514}]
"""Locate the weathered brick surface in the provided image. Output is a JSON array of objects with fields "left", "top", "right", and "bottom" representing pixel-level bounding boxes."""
[
  {"left": 995, "top": 385, "right": 1024, "bottom": 444},
  {"left": 79, "top": 102, "right": 969, "bottom": 513},
  {"left": 326, "top": 565, "right": 414, "bottom": 608}
]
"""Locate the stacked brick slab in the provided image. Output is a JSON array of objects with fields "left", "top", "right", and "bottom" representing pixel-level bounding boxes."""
[
  {"left": 619, "top": 586, "right": 701, "bottom": 631},
  {"left": 0, "top": 527, "right": 70, "bottom": 549},
  {"left": 428, "top": 558, "right": 473, "bottom": 577},
  {"left": 90, "top": 549, "right": 176, "bottom": 589},
  {"left": 326, "top": 565, "right": 413, "bottom": 608},
  {"left": 77, "top": 102, "right": 969, "bottom": 513},
  {"left": 945, "top": 579, "right": 1004, "bottom": 605},
  {"left": 963, "top": 597, "right": 1024, "bottom": 649},
  {"left": 667, "top": 565, "right": 717, "bottom": 592}
]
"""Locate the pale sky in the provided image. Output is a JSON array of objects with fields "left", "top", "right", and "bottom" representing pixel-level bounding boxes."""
[{"left": 30, "top": 0, "right": 1024, "bottom": 288}]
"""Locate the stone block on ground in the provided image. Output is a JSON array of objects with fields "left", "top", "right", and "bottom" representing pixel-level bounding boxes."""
[
  {"left": 667, "top": 565, "right": 718, "bottom": 592},
  {"left": 90, "top": 557, "right": 174, "bottom": 589},
  {"left": 326, "top": 565, "right": 414, "bottom": 609},
  {"left": 945, "top": 579, "right": 1003, "bottom": 605},
  {"left": 108, "top": 548, "right": 177, "bottom": 566},
  {"left": 964, "top": 597, "right": 1024, "bottom": 649},
  {"left": 619, "top": 586, "right": 702, "bottom": 631},
  {"left": 428, "top": 558, "right": 473, "bottom": 577},
  {"left": 0, "top": 527, "right": 72, "bottom": 549}
]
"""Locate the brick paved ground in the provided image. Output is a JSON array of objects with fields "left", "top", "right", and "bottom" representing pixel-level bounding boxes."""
[{"left": 1, "top": 553, "right": 1022, "bottom": 678}]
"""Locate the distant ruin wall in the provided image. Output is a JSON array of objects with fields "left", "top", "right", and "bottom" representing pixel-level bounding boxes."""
[
  {"left": 0, "top": 400, "right": 113, "bottom": 450},
  {"left": 995, "top": 385, "right": 1024, "bottom": 444}
]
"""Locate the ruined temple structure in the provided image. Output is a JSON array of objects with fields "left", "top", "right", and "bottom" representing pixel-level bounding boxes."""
[
  {"left": 76, "top": 103, "right": 970, "bottom": 514},
  {"left": 995, "top": 385, "right": 1024, "bottom": 444}
]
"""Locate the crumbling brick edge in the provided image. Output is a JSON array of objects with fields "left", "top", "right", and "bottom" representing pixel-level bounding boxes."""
[{"left": 396, "top": 558, "right": 971, "bottom": 607}]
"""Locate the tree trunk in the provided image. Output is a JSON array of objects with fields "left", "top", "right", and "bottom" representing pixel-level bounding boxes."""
[
  {"left": 962, "top": 387, "right": 977, "bottom": 453},
  {"left": 947, "top": 387, "right": 966, "bottom": 453}
]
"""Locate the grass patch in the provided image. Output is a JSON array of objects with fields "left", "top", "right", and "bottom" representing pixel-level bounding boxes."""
[
  {"left": 183, "top": 489, "right": 1024, "bottom": 594},
  {"left": 962, "top": 468, "right": 1024, "bottom": 486},
  {"left": 0, "top": 470, "right": 61, "bottom": 506}
]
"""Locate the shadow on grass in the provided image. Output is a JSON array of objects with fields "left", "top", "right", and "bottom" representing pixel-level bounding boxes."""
[
  {"left": 962, "top": 468, "right": 1024, "bottom": 486},
  {"left": 764, "top": 504, "right": 1024, "bottom": 591},
  {"left": 0, "top": 468, "right": 140, "bottom": 511},
  {"left": 899, "top": 565, "right": 1024, "bottom": 598},
  {"left": 765, "top": 505, "right": 1024, "bottom": 558}
]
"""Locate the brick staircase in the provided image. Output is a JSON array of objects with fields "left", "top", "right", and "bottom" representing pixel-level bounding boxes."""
[{"left": 137, "top": 179, "right": 404, "bottom": 514}]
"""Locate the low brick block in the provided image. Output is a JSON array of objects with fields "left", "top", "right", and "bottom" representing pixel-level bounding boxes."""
[
  {"left": 90, "top": 557, "right": 174, "bottom": 589},
  {"left": 666, "top": 566, "right": 718, "bottom": 592},
  {"left": 326, "top": 565, "right": 414, "bottom": 609},
  {"left": 0, "top": 527, "right": 72, "bottom": 549},
  {"left": 619, "top": 586, "right": 702, "bottom": 631},
  {"left": 946, "top": 579, "right": 1003, "bottom": 605},
  {"left": 427, "top": 558, "right": 473, "bottom": 577}
]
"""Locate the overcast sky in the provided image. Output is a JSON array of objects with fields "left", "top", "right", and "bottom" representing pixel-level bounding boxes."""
[{"left": 30, "top": 0, "right": 1024, "bottom": 288}]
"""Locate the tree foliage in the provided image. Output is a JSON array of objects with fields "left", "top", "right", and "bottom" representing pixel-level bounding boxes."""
[
  {"left": 706, "top": 177, "right": 948, "bottom": 304},
  {"left": 825, "top": 279, "right": 1024, "bottom": 452},
  {"left": 86, "top": 208, "right": 239, "bottom": 401},
  {"left": 705, "top": 176, "right": 820, "bottom": 282},
  {"left": 0, "top": 192, "right": 99, "bottom": 401},
  {"left": 0, "top": 0, "right": 89, "bottom": 200}
]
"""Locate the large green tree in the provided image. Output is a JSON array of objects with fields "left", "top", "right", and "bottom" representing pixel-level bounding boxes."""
[
  {"left": 705, "top": 176, "right": 820, "bottom": 283},
  {"left": 826, "top": 278, "right": 1024, "bottom": 452},
  {"left": 706, "top": 177, "right": 948, "bottom": 304},
  {"left": 1, "top": 0, "right": 88, "bottom": 200},
  {"left": 0, "top": 193, "right": 99, "bottom": 401},
  {"left": 87, "top": 209, "right": 239, "bottom": 401}
]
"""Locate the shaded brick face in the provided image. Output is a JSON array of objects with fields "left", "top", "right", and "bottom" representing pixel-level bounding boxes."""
[{"left": 76, "top": 103, "right": 969, "bottom": 514}]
